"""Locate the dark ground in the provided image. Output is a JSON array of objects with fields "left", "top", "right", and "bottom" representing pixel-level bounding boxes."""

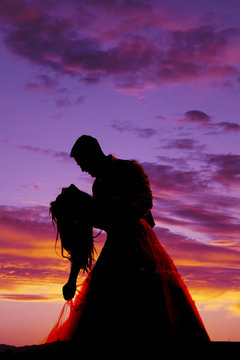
[{"left": 0, "top": 341, "right": 239, "bottom": 359}]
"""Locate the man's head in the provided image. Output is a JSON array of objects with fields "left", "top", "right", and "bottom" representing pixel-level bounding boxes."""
[{"left": 70, "top": 135, "right": 105, "bottom": 177}]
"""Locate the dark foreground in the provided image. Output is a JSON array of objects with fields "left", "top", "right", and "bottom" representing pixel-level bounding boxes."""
[{"left": 0, "top": 341, "right": 239, "bottom": 359}]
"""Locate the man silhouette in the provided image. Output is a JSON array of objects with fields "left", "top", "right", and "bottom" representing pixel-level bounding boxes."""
[{"left": 70, "top": 135, "right": 155, "bottom": 229}]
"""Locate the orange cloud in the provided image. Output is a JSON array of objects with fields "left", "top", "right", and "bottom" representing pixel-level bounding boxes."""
[
  {"left": 0, "top": 205, "right": 105, "bottom": 302},
  {"left": 1, "top": 200, "right": 240, "bottom": 342},
  {"left": 229, "top": 303, "right": 240, "bottom": 316}
]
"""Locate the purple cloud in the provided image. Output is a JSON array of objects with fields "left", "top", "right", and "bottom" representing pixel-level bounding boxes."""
[
  {"left": 24, "top": 74, "right": 58, "bottom": 92},
  {"left": 112, "top": 121, "right": 158, "bottom": 138},
  {"left": 17, "top": 145, "right": 70, "bottom": 161},
  {"left": 184, "top": 110, "right": 212, "bottom": 123},
  {"left": 180, "top": 111, "right": 240, "bottom": 134},
  {"left": 206, "top": 153, "right": 240, "bottom": 186},
  {"left": 142, "top": 161, "right": 205, "bottom": 195},
  {"left": 55, "top": 97, "right": 72, "bottom": 108},
  {"left": 160, "top": 138, "right": 205, "bottom": 151},
  {"left": 216, "top": 122, "right": 240, "bottom": 133},
  {"left": 74, "top": 96, "right": 85, "bottom": 105},
  {"left": 142, "top": 157, "right": 240, "bottom": 248},
  {"left": 1, "top": 1, "right": 240, "bottom": 94},
  {"left": 155, "top": 115, "right": 167, "bottom": 121}
]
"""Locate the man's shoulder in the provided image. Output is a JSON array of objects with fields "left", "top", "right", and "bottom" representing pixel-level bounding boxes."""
[
  {"left": 113, "top": 156, "right": 140, "bottom": 169},
  {"left": 113, "top": 157, "right": 146, "bottom": 177}
]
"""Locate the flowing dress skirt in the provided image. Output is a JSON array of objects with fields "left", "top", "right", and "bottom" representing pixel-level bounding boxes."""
[{"left": 45, "top": 219, "right": 210, "bottom": 346}]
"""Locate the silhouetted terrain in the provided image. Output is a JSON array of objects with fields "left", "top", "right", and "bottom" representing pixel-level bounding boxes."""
[
  {"left": 0, "top": 342, "right": 69, "bottom": 359},
  {"left": 1, "top": 341, "right": 240, "bottom": 359}
]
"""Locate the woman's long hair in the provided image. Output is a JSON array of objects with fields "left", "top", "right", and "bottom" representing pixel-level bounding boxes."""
[{"left": 50, "top": 184, "right": 94, "bottom": 272}]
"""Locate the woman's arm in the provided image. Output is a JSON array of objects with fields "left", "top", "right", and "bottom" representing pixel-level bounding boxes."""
[{"left": 62, "top": 261, "right": 81, "bottom": 300}]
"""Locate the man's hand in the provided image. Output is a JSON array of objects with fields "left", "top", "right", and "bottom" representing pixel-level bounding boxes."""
[{"left": 62, "top": 281, "right": 76, "bottom": 300}]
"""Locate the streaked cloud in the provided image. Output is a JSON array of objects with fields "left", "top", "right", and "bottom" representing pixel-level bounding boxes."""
[{"left": 0, "top": 294, "right": 53, "bottom": 301}]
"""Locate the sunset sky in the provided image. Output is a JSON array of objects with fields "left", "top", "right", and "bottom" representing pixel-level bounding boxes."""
[{"left": 1, "top": 0, "right": 240, "bottom": 346}]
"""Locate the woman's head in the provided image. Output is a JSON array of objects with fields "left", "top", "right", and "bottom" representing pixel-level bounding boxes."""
[{"left": 50, "top": 184, "right": 94, "bottom": 272}]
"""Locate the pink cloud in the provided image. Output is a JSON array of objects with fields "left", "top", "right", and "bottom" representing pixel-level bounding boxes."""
[
  {"left": 155, "top": 226, "right": 240, "bottom": 268},
  {"left": 178, "top": 265, "right": 240, "bottom": 294},
  {"left": 0, "top": 205, "right": 52, "bottom": 255},
  {"left": 168, "top": 26, "right": 239, "bottom": 63},
  {"left": 21, "top": 183, "right": 42, "bottom": 191},
  {"left": 0, "top": 294, "right": 53, "bottom": 301},
  {"left": 0, "top": 254, "right": 67, "bottom": 286},
  {"left": 171, "top": 203, "right": 240, "bottom": 239},
  {"left": 153, "top": 196, "right": 240, "bottom": 245}
]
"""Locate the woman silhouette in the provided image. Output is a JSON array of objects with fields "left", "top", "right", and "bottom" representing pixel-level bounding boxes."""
[{"left": 45, "top": 136, "right": 210, "bottom": 349}]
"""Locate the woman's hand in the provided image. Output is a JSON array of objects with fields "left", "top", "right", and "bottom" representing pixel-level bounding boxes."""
[{"left": 62, "top": 281, "right": 76, "bottom": 300}]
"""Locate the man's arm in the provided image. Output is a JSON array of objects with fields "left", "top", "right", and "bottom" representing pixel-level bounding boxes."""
[
  {"left": 123, "top": 160, "right": 153, "bottom": 219},
  {"left": 91, "top": 160, "right": 153, "bottom": 228}
]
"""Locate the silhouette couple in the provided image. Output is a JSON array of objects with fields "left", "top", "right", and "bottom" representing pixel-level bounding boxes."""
[{"left": 46, "top": 135, "right": 210, "bottom": 348}]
